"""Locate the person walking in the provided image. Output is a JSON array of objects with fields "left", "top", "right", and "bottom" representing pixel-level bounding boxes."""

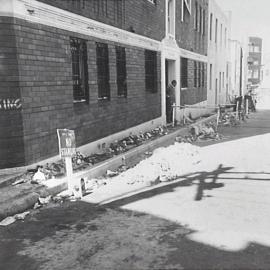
[{"left": 166, "top": 80, "right": 177, "bottom": 123}]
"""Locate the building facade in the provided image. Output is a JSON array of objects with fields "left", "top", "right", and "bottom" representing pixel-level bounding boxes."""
[
  {"left": 247, "top": 36, "right": 263, "bottom": 90},
  {"left": 162, "top": 0, "right": 208, "bottom": 122},
  {"left": 207, "top": 0, "right": 231, "bottom": 106},
  {"left": 0, "top": 0, "right": 165, "bottom": 168}
]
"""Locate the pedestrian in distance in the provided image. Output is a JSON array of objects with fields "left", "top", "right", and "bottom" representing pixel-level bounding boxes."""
[{"left": 166, "top": 80, "right": 177, "bottom": 123}]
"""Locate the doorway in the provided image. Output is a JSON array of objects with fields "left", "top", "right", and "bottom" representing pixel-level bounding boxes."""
[{"left": 165, "top": 59, "right": 176, "bottom": 124}]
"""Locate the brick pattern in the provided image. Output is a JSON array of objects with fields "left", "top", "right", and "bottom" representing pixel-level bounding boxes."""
[
  {"left": 180, "top": 59, "right": 207, "bottom": 106},
  {"left": 4, "top": 18, "right": 161, "bottom": 166},
  {"left": 37, "top": 0, "right": 165, "bottom": 41},
  {"left": 0, "top": 18, "right": 25, "bottom": 168},
  {"left": 176, "top": 0, "right": 208, "bottom": 56}
]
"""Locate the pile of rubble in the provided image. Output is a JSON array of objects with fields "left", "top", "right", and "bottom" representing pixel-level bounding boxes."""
[
  {"left": 219, "top": 112, "right": 241, "bottom": 126},
  {"left": 105, "top": 142, "right": 201, "bottom": 185}
]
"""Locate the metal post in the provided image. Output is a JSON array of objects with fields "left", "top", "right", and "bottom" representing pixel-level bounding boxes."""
[
  {"left": 172, "top": 103, "right": 176, "bottom": 127},
  {"left": 65, "top": 157, "right": 73, "bottom": 192},
  {"left": 246, "top": 98, "right": 249, "bottom": 115},
  {"left": 216, "top": 105, "right": 220, "bottom": 131},
  {"left": 183, "top": 105, "right": 186, "bottom": 125}
]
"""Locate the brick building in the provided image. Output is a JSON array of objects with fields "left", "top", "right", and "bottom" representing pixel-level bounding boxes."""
[
  {"left": 162, "top": 0, "right": 208, "bottom": 122},
  {"left": 0, "top": 0, "right": 165, "bottom": 168},
  {"left": 247, "top": 36, "right": 263, "bottom": 89},
  {"left": 0, "top": 0, "right": 209, "bottom": 169},
  {"left": 207, "top": 0, "right": 231, "bottom": 106}
]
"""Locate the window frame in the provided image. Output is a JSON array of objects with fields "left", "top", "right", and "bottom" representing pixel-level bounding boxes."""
[
  {"left": 181, "top": 57, "right": 188, "bottom": 89},
  {"left": 96, "top": 42, "right": 110, "bottom": 101},
  {"left": 70, "top": 37, "right": 89, "bottom": 103},
  {"left": 116, "top": 46, "right": 127, "bottom": 98},
  {"left": 145, "top": 50, "right": 158, "bottom": 93}
]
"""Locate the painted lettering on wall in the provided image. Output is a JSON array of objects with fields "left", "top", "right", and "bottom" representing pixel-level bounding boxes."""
[{"left": 0, "top": 99, "right": 22, "bottom": 110}]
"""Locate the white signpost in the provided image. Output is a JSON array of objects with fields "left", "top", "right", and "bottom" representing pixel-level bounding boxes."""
[{"left": 57, "top": 129, "right": 83, "bottom": 198}]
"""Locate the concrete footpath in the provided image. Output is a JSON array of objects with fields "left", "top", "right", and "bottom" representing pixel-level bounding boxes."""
[{"left": 0, "top": 114, "right": 216, "bottom": 221}]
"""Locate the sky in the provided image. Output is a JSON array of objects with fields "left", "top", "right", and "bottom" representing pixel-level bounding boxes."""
[{"left": 215, "top": 0, "right": 270, "bottom": 62}]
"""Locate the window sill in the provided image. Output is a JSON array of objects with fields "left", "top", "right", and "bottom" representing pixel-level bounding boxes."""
[
  {"left": 117, "top": 95, "right": 127, "bottom": 98},
  {"left": 98, "top": 97, "right": 110, "bottom": 102},
  {"left": 73, "top": 99, "right": 87, "bottom": 104}
]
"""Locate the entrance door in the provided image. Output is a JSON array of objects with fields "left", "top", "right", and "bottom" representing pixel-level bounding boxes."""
[{"left": 165, "top": 59, "right": 176, "bottom": 124}]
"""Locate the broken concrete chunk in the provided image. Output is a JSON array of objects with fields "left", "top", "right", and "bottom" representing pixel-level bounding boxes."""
[
  {"left": 0, "top": 216, "right": 16, "bottom": 226},
  {"left": 14, "top": 211, "right": 30, "bottom": 220}
]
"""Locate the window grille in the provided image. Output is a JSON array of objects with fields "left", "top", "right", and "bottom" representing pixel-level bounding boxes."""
[
  {"left": 70, "top": 37, "right": 89, "bottom": 102},
  {"left": 70, "top": 0, "right": 85, "bottom": 9},
  {"left": 114, "top": 0, "right": 125, "bottom": 25},
  {"left": 96, "top": 42, "right": 110, "bottom": 100},
  {"left": 116, "top": 46, "right": 127, "bottom": 97},
  {"left": 181, "top": 57, "right": 188, "bottom": 88},
  {"left": 145, "top": 50, "right": 158, "bottom": 93},
  {"left": 194, "top": 61, "right": 197, "bottom": 87},
  {"left": 198, "top": 62, "right": 201, "bottom": 88},
  {"left": 202, "top": 63, "right": 205, "bottom": 87},
  {"left": 93, "top": 0, "right": 108, "bottom": 16}
]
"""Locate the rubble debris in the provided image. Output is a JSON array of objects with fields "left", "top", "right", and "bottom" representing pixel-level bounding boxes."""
[
  {"left": 219, "top": 112, "right": 241, "bottom": 126},
  {"left": 106, "top": 170, "right": 119, "bottom": 177},
  {"left": 113, "top": 142, "right": 201, "bottom": 185},
  {"left": 14, "top": 211, "right": 30, "bottom": 220},
  {"left": 38, "top": 195, "right": 52, "bottom": 205},
  {"left": 0, "top": 211, "right": 30, "bottom": 226},
  {"left": 0, "top": 216, "right": 16, "bottom": 226}
]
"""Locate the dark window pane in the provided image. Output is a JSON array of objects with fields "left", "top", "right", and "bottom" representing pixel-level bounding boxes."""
[
  {"left": 96, "top": 42, "right": 110, "bottom": 100},
  {"left": 181, "top": 57, "right": 188, "bottom": 88},
  {"left": 70, "top": 37, "right": 89, "bottom": 102},
  {"left": 116, "top": 46, "right": 127, "bottom": 97},
  {"left": 145, "top": 50, "right": 158, "bottom": 93}
]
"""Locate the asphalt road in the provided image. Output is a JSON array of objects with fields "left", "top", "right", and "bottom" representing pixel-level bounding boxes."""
[{"left": 1, "top": 90, "right": 270, "bottom": 270}]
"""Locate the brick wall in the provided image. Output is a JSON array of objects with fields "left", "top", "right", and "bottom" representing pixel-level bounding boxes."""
[
  {"left": 0, "top": 17, "right": 25, "bottom": 168},
  {"left": 176, "top": 0, "right": 208, "bottom": 56},
  {"left": 180, "top": 59, "right": 207, "bottom": 106},
  {"left": 9, "top": 18, "right": 161, "bottom": 166},
  {"left": 37, "top": 0, "right": 165, "bottom": 42}
]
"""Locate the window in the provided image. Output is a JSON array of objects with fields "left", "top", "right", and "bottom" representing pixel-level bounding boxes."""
[
  {"left": 215, "top": 18, "right": 218, "bottom": 44},
  {"left": 181, "top": 57, "right": 188, "bottom": 88},
  {"left": 167, "top": 0, "right": 175, "bottom": 36},
  {"left": 194, "top": 1, "right": 198, "bottom": 30},
  {"left": 94, "top": 0, "right": 108, "bottom": 16},
  {"left": 209, "top": 64, "right": 212, "bottom": 90},
  {"left": 198, "top": 62, "right": 201, "bottom": 87},
  {"left": 202, "top": 63, "right": 205, "bottom": 87},
  {"left": 114, "top": 0, "right": 125, "bottom": 25},
  {"left": 220, "top": 24, "right": 223, "bottom": 47},
  {"left": 116, "top": 46, "right": 127, "bottom": 97},
  {"left": 253, "top": 69, "right": 259, "bottom": 79},
  {"left": 147, "top": 0, "right": 157, "bottom": 4},
  {"left": 194, "top": 61, "right": 197, "bottom": 87},
  {"left": 225, "top": 28, "right": 227, "bottom": 47},
  {"left": 209, "top": 13, "right": 213, "bottom": 40},
  {"left": 202, "top": 9, "right": 205, "bottom": 36},
  {"left": 199, "top": 6, "right": 202, "bottom": 33},
  {"left": 70, "top": 0, "right": 85, "bottom": 9},
  {"left": 145, "top": 50, "right": 158, "bottom": 93},
  {"left": 219, "top": 72, "right": 221, "bottom": 92},
  {"left": 70, "top": 37, "right": 89, "bottom": 102},
  {"left": 96, "top": 42, "right": 110, "bottom": 100}
]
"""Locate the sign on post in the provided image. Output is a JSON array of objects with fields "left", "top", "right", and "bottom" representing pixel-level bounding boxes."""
[
  {"left": 57, "top": 129, "right": 82, "bottom": 198},
  {"left": 57, "top": 129, "right": 76, "bottom": 158}
]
